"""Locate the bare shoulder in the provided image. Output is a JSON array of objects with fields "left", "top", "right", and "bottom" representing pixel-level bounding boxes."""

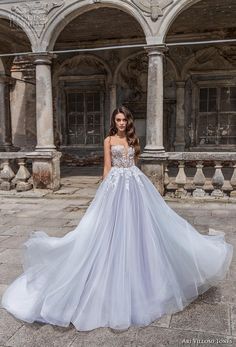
[
  {"left": 104, "top": 136, "right": 112, "bottom": 146},
  {"left": 104, "top": 135, "right": 116, "bottom": 143}
]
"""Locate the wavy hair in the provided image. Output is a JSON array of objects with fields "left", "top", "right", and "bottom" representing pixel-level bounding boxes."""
[{"left": 108, "top": 105, "right": 141, "bottom": 160}]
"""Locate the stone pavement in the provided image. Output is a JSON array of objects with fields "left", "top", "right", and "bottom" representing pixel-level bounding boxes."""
[{"left": 0, "top": 167, "right": 236, "bottom": 347}]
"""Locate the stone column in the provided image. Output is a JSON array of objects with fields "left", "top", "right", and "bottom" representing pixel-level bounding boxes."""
[
  {"left": 34, "top": 54, "right": 56, "bottom": 151},
  {"left": 31, "top": 54, "right": 61, "bottom": 190},
  {"left": 174, "top": 81, "right": 186, "bottom": 151},
  {"left": 143, "top": 45, "right": 167, "bottom": 154},
  {"left": 140, "top": 45, "right": 168, "bottom": 195},
  {"left": 0, "top": 76, "right": 13, "bottom": 151}
]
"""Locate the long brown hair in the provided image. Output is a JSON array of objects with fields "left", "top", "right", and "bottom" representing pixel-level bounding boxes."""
[{"left": 108, "top": 105, "right": 141, "bottom": 160}]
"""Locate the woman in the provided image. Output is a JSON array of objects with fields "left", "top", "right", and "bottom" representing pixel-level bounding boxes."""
[{"left": 1, "top": 105, "right": 233, "bottom": 331}]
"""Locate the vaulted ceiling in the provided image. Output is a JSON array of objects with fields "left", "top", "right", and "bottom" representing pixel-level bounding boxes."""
[
  {"left": 54, "top": 7, "right": 146, "bottom": 50},
  {"left": 0, "top": 18, "right": 31, "bottom": 53},
  {"left": 167, "top": 0, "right": 236, "bottom": 43}
]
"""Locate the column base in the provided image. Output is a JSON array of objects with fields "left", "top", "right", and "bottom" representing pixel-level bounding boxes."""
[
  {"left": 140, "top": 147, "right": 169, "bottom": 160},
  {"left": 140, "top": 162, "right": 167, "bottom": 196},
  {"left": 35, "top": 145, "right": 56, "bottom": 151},
  {"left": 139, "top": 150, "right": 169, "bottom": 196},
  {"left": 143, "top": 144, "right": 166, "bottom": 152},
  {"left": 32, "top": 150, "right": 61, "bottom": 191}
]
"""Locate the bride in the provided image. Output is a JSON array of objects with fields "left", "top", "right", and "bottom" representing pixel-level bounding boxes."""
[{"left": 1, "top": 105, "right": 233, "bottom": 331}]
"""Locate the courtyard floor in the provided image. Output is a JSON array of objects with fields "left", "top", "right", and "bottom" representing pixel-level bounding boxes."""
[{"left": 0, "top": 166, "right": 235, "bottom": 347}]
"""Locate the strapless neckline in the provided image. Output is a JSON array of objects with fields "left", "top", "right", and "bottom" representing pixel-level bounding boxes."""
[
  {"left": 111, "top": 144, "right": 133, "bottom": 157},
  {"left": 111, "top": 144, "right": 131, "bottom": 149}
]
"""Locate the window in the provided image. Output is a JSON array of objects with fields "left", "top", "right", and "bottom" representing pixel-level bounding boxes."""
[
  {"left": 197, "top": 86, "right": 236, "bottom": 145},
  {"left": 66, "top": 91, "right": 104, "bottom": 145}
]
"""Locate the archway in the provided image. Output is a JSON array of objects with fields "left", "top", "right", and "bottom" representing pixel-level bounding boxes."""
[
  {"left": 50, "top": 6, "right": 146, "bottom": 162},
  {"left": 41, "top": 1, "right": 149, "bottom": 51},
  {"left": 164, "top": 0, "right": 236, "bottom": 152},
  {"left": 0, "top": 17, "right": 34, "bottom": 151}
]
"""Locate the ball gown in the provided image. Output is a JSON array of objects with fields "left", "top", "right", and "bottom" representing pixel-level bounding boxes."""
[{"left": 1, "top": 144, "right": 234, "bottom": 331}]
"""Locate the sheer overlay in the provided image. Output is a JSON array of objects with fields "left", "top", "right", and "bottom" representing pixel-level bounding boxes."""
[{"left": 1, "top": 145, "right": 233, "bottom": 331}]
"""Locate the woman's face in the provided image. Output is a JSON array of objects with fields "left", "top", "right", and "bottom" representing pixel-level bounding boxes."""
[{"left": 115, "top": 112, "right": 127, "bottom": 132}]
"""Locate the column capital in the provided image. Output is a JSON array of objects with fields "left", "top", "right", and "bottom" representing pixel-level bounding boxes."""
[
  {"left": 30, "top": 52, "right": 57, "bottom": 66},
  {"left": 144, "top": 44, "right": 168, "bottom": 56}
]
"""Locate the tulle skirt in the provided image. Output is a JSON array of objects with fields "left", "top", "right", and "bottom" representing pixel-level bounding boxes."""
[{"left": 1, "top": 165, "right": 234, "bottom": 331}]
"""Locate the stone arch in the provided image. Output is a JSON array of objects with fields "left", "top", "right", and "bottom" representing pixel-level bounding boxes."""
[
  {"left": 52, "top": 53, "right": 113, "bottom": 146},
  {"left": 40, "top": 1, "right": 151, "bottom": 51},
  {"left": 0, "top": 9, "right": 37, "bottom": 51},
  {"left": 114, "top": 50, "right": 148, "bottom": 106},
  {"left": 165, "top": 56, "right": 180, "bottom": 81},
  {"left": 114, "top": 51, "right": 146, "bottom": 84},
  {"left": 158, "top": 0, "right": 202, "bottom": 44},
  {"left": 114, "top": 50, "right": 179, "bottom": 83},
  {"left": 53, "top": 54, "right": 113, "bottom": 86},
  {"left": 181, "top": 46, "right": 236, "bottom": 79},
  {"left": 113, "top": 50, "right": 148, "bottom": 149}
]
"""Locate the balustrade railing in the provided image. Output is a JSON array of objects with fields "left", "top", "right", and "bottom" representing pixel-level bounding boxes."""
[
  {"left": 164, "top": 152, "right": 236, "bottom": 199},
  {"left": 0, "top": 151, "right": 61, "bottom": 192},
  {"left": 2, "top": 151, "right": 236, "bottom": 198}
]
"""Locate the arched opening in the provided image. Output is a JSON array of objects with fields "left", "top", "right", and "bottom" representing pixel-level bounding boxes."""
[
  {"left": 51, "top": 7, "right": 146, "bottom": 163},
  {"left": 113, "top": 51, "right": 148, "bottom": 151},
  {"left": 164, "top": 0, "right": 236, "bottom": 152},
  {"left": 53, "top": 54, "right": 112, "bottom": 148},
  {"left": 54, "top": 7, "right": 145, "bottom": 51},
  {"left": 0, "top": 18, "right": 34, "bottom": 152},
  {"left": 0, "top": 18, "right": 31, "bottom": 54},
  {"left": 166, "top": 0, "right": 236, "bottom": 44}
]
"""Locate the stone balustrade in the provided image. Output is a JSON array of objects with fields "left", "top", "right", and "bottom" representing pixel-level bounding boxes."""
[
  {"left": 0, "top": 151, "right": 61, "bottom": 192},
  {"left": 164, "top": 152, "right": 236, "bottom": 199}
]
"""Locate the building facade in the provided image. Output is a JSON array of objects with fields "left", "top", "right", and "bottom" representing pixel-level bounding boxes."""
[{"left": 0, "top": 0, "right": 236, "bottom": 196}]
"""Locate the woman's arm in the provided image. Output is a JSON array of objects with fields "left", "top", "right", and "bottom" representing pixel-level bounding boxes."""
[
  {"left": 102, "top": 137, "right": 112, "bottom": 180},
  {"left": 134, "top": 137, "right": 140, "bottom": 166}
]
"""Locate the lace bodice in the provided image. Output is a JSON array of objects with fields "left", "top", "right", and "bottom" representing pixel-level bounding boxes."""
[
  {"left": 111, "top": 145, "right": 135, "bottom": 168},
  {"left": 105, "top": 144, "right": 143, "bottom": 191}
]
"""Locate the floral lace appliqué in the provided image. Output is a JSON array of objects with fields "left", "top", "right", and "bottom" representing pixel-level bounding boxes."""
[
  {"left": 105, "top": 145, "right": 144, "bottom": 191},
  {"left": 111, "top": 145, "right": 135, "bottom": 168}
]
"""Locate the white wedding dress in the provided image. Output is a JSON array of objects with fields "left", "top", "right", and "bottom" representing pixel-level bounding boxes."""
[{"left": 1, "top": 144, "right": 234, "bottom": 331}]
